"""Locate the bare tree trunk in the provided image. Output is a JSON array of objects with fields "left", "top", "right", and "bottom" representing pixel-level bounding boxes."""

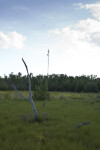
[{"left": 13, "top": 58, "right": 38, "bottom": 120}]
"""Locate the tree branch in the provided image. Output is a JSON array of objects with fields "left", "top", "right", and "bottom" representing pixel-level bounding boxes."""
[
  {"left": 22, "top": 58, "right": 38, "bottom": 118},
  {"left": 12, "top": 58, "right": 38, "bottom": 119},
  {"left": 22, "top": 58, "right": 32, "bottom": 99},
  {"left": 76, "top": 121, "right": 90, "bottom": 127},
  {"left": 13, "top": 84, "right": 30, "bottom": 101}
]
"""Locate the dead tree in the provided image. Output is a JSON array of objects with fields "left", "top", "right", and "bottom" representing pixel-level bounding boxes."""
[{"left": 13, "top": 58, "right": 38, "bottom": 120}]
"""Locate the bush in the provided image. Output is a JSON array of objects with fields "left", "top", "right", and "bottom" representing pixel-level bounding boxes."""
[{"left": 34, "top": 81, "right": 49, "bottom": 101}]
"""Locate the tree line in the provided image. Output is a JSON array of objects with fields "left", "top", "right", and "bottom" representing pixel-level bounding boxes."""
[{"left": 0, "top": 72, "right": 100, "bottom": 93}]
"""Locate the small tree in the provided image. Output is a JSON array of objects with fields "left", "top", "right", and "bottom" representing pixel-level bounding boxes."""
[
  {"left": 34, "top": 80, "right": 49, "bottom": 101},
  {"left": 13, "top": 58, "right": 38, "bottom": 120}
]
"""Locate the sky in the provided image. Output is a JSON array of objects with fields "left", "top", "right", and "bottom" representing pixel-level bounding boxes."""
[{"left": 0, "top": 0, "right": 100, "bottom": 77}]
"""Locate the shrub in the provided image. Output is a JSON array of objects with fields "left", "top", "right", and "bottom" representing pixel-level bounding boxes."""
[{"left": 34, "top": 81, "right": 49, "bottom": 101}]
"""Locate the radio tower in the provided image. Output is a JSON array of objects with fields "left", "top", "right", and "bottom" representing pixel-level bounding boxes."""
[{"left": 47, "top": 49, "right": 50, "bottom": 76}]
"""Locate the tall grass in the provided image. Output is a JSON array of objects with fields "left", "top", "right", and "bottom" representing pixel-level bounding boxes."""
[{"left": 0, "top": 91, "right": 100, "bottom": 150}]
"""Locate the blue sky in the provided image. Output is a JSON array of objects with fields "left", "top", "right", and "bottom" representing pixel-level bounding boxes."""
[{"left": 0, "top": 0, "right": 100, "bottom": 77}]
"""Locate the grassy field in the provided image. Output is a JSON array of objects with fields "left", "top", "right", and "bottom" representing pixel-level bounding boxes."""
[{"left": 0, "top": 91, "right": 100, "bottom": 150}]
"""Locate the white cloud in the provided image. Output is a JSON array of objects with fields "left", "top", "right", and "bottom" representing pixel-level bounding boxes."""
[
  {"left": 49, "top": 17, "right": 100, "bottom": 47},
  {"left": 0, "top": 31, "right": 26, "bottom": 49},
  {"left": 78, "top": 2, "right": 100, "bottom": 20},
  {"left": 49, "top": 1, "right": 100, "bottom": 47},
  {"left": 75, "top": 18, "right": 100, "bottom": 46},
  {"left": 48, "top": 2, "right": 100, "bottom": 76}
]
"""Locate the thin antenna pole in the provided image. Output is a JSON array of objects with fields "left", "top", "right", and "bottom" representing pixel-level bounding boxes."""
[{"left": 47, "top": 49, "right": 49, "bottom": 76}]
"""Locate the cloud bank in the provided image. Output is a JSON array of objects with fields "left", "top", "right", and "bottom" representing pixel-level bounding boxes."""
[
  {"left": 0, "top": 31, "right": 26, "bottom": 49},
  {"left": 78, "top": 2, "right": 100, "bottom": 20},
  {"left": 49, "top": 1, "right": 100, "bottom": 50},
  {"left": 48, "top": 2, "right": 100, "bottom": 76}
]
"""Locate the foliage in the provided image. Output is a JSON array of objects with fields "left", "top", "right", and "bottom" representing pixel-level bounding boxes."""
[
  {"left": 34, "top": 80, "right": 50, "bottom": 101},
  {"left": 0, "top": 73, "right": 100, "bottom": 93}
]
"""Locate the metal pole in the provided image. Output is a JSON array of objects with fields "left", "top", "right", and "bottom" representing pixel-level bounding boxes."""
[{"left": 47, "top": 49, "right": 49, "bottom": 76}]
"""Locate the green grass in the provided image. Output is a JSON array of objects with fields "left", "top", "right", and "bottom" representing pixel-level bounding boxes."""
[{"left": 0, "top": 91, "right": 100, "bottom": 150}]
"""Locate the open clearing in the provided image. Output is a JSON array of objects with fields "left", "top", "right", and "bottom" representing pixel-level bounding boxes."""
[{"left": 0, "top": 91, "right": 100, "bottom": 150}]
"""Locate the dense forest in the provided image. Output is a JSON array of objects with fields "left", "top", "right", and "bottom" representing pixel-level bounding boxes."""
[{"left": 0, "top": 72, "right": 100, "bottom": 93}]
